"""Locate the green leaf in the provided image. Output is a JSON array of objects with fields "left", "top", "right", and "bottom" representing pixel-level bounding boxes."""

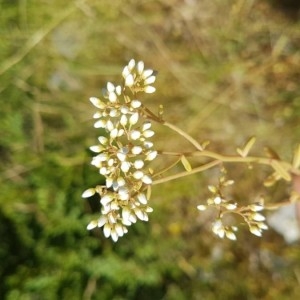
[
  {"left": 271, "top": 160, "right": 291, "bottom": 181},
  {"left": 180, "top": 155, "right": 192, "bottom": 172},
  {"left": 236, "top": 136, "right": 256, "bottom": 157}
]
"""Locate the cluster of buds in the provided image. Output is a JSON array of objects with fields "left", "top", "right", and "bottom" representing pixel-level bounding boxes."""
[
  {"left": 197, "top": 169, "right": 268, "bottom": 240},
  {"left": 82, "top": 59, "right": 157, "bottom": 242}
]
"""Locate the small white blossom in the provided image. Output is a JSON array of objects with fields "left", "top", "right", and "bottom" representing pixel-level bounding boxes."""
[
  {"left": 131, "top": 100, "right": 141, "bottom": 108},
  {"left": 251, "top": 213, "right": 265, "bottom": 222},
  {"left": 197, "top": 204, "right": 207, "bottom": 211},
  {"left": 137, "top": 193, "right": 147, "bottom": 205},
  {"left": 129, "top": 112, "right": 139, "bottom": 125},
  {"left": 107, "top": 82, "right": 115, "bottom": 92},
  {"left": 144, "top": 86, "right": 156, "bottom": 94},
  {"left": 122, "top": 66, "right": 130, "bottom": 78},
  {"left": 145, "top": 150, "right": 157, "bottom": 161},
  {"left": 142, "top": 69, "right": 153, "bottom": 79},
  {"left": 94, "top": 119, "right": 106, "bottom": 128},
  {"left": 213, "top": 196, "right": 222, "bottom": 205},
  {"left": 128, "top": 59, "right": 135, "bottom": 70},
  {"left": 84, "top": 59, "right": 157, "bottom": 241},
  {"left": 133, "top": 170, "right": 144, "bottom": 180},
  {"left": 225, "top": 231, "right": 237, "bottom": 241},
  {"left": 121, "top": 161, "right": 131, "bottom": 173},
  {"left": 137, "top": 61, "right": 144, "bottom": 74},
  {"left": 90, "top": 97, "right": 105, "bottom": 109},
  {"left": 87, "top": 220, "right": 98, "bottom": 230},
  {"left": 130, "top": 130, "right": 141, "bottom": 140},
  {"left": 250, "top": 226, "right": 262, "bottom": 237},
  {"left": 125, "top": 74, "right": 134, "bottom": 87},
  {"left": 132, "top": 146, "right": 143, "bottom": 155},
  {"left": 143, "top": 130, "right": 155, "bottom": 138},
  {"left": 144, "top": 75, "right": 156, "bottom": 85},
  {"left": 142, "top": 175, "right": 152, "bottom": 185},
  {"left": 103, "top": 224, "right": 111, "bottom": 238},
  {"left": 82, "top": 188, "right": 96, "bottom": 198},
  {"left": 101, "top": 194, "right": 113, "bottom": 206},
  {"left": 134, "top": 160, "right": 144, "bottom": 169}
]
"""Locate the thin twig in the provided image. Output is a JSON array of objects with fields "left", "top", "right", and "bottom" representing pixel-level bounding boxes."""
[
  {"left": 152, "top": 160, "right": 220, "bottom": 185},
  {"left": 163, "top": 121, "right": 203, "bottom": 151}
]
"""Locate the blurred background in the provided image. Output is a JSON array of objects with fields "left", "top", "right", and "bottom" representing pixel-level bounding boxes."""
[{"left": 1, "top": 0, "right": 300, "bottom": 299}]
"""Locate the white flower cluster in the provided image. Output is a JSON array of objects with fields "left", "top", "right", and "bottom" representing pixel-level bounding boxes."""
[
  {"left": 209, "top": 203, "right": 268, "bottom": 240},
  {"left": 122, "top": 59, "right": 156, "bottom": 93},
  {"left": 197, "top": 181, "right": 268, "bottom": 240},
  {"left": 82, "top": 59, "right": 157, "bottom": 242}
]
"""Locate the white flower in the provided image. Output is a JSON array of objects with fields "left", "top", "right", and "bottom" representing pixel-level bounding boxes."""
[
  {"left": 82, "top": 188, "right": 96, "bottom": 198},
  {"left": 137, "top": 193, "right": 147, "bottom": 205},
  {"left": 98, "top": 136, "right": 108, "bottom": 145},
  {"left": 141, "top": 69, "right": 153, "bottom": 79},
  {"left": 84, "top": 58, "right": 158, "bottom": 242},
  {"left": 144, "top": 86, "right": 156, "bottom": 94},
  {"left": 94, "top": 119, "right": 106, "bottom": 128},
  {"left": 128, "top": 59, "right": 135, "bottom": 70},
  {"left": 213, "top": 196, "right": 222, "bottom": 205},
  {"left": 120, "top": 114, "right": 128, "bottom": 126},
  {"left": 251, "top": 213, "right": 265, "bottom": 222},
  {"left": 87, "top": 220, "right": 98, "bottom": 230},
  {"left": 143, "top": 130, "right": 154, "bottom": 138},
  {"left": 225, "top": 231, "right": 237, "bottom": 241},
  {"left": 101, "top": 194, "right": 113, "bottom": 206},
  {"left": 197, "top": 204, "right": 207, "bottom": 211},
  {"left": 142, "top": 121, "right": 152, "bottom": 131},
  {"left": 98, "top": 216, "right": 107, "bottom": 227},
  {"left": 130, "top": 130, "right": 141, "bottom": 140},
  {"left": 144, "top": 75, "right": 156, "bottom": 85},
  {"left": 133, "top": 171, "right": 144, "bottom": 180},
  {"left": 121, "top": 161, "right": 131, "bottom": 173},
  {"left": 142, "top": 175, "right": 152, "bottom": 184},
  {"left": 129, "top": 112, "right": 139, "bottom": 125},
  {"left": 131, "top": 99, "right": 142, "bottom": 108},
  {"left": 103, "top": 223, "right": 111, "bottom": 237},
  {"left": 145, "top": 150, "right": 157, "bottom": 161},
  {"left": 137, "top": 61, "right": 144, "bottom": 74},
  {"left": 132, "top": 146, "right": 143, "bottom": 155},
  {"left": 135, "top": 208, "right": 145, "bottom": 221},
  {"left": 90, "top": 97, "right": 105, "bottom": 109},
  {"left": 249, "top": 226, "right": 262, "bottom": 237},
  {"left": 122, "top": 66, "right": 130, "bottom": 78},
  {"left": 134, "top": 160, "right": 144, "bottom": 169},
  {"left": 109, "top": 92, "right": 117, "bottom": 102},
  {"left": 118, "top": 187, "right": 129, "bottom": 200},
  {"left": 107, "top": 82, "right": 115, "bottom": 92},
  {"left": 125, "top": 74, "right": 134, "bottom": 87},
  {"left": 212, "top": 219, "right": 226, "bottom": 238},
  {"left": 224, "top": 203, "right": 237, "bottom": 210}
]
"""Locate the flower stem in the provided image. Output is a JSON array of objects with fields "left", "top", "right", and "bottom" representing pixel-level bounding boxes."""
[
  {"left": 160, "top": 150, "right": 300, "bottom": 177},
  {"left": 153, "top": 157, "right": 182, "bottom": 178},
  {"left": 152, "top": 160, "right": 220, "bottom": 185},
  {"left": 162, "top": 121, "right": 203, "bottom": 151}
]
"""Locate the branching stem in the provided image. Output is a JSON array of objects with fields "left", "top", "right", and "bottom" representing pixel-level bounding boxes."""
[{"left": 152, "top": 160, "right": 220, "bottom": 185}]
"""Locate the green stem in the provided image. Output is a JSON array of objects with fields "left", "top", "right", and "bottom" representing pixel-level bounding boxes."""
[
  {"left": 152, "top": 160, "right": 220, "bottom": 185},
  {"left": 162, "top": 122, "right": 203, "bottom": 151},
  {"left": 159, "top": 150, "right": 300, "bottom": 176},
  {"left": 153, "top": 157, "right": 182, "bottom": 178}
]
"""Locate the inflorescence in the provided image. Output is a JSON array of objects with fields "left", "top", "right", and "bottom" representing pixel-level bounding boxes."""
[
  {"left": 82, "top": 59, "right": 157, "bottom": 241},
  {"left": 197, "top": 168, "right": 268, "bottom": 240},
  {"left": 83, "top": 59, "right": 300, "bottom": 242}
]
